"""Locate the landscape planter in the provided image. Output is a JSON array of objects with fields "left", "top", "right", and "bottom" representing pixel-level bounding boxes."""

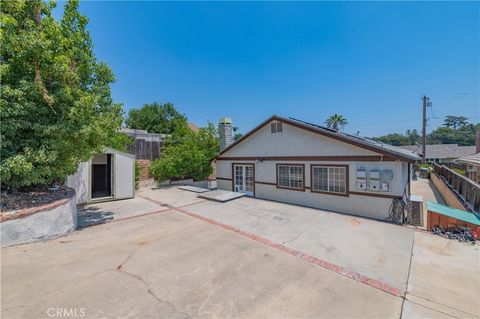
[{"left": 1, "top": 188, "right": 77, "bottom": 247}]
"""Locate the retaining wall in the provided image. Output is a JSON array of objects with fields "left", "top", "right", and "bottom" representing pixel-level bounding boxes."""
[{"left": 1, "top": 189, "right": 77, "bottom": 247}]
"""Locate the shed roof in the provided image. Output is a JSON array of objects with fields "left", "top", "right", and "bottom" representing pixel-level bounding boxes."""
[
  {"left": 103, "top": 147, "right": 136, "bottom": 159},
  {"left": 218, "top": 115, "right": 420, "bottom": 162}
]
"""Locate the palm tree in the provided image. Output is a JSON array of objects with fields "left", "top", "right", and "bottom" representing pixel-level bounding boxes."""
[{"left": 325, "top": 114, "right": 348, "bottom": 131}]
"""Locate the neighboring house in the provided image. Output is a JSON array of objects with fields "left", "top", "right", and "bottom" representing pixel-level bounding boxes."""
[
  {"left": 399, "top": 144, "right": 476, "bottom": 164},
  {"left": 67, "top": 147, "right": 135, "bottom": 204},
  {"left": 455, "top": 154, "right": 480, "bottom": 184},
  {"left": 455, "top": 134, "right": 480, "bottom": 183},
  {"left": 188, "top": 122, "right": 200, "bottom": 132},
  {"left": 215, "top": 115, "right": 419, "bottom": 220}
]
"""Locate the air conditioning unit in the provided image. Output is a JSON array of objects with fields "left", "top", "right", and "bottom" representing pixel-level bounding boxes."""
[{"left": 408, "top": 195, "right": 424, "bottom": 226}]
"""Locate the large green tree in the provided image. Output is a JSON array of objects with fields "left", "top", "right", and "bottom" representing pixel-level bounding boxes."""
[
  {"left": 373, "top": 116, "right": 479, "bottom": 147},
  {"left": 427, "top": 123, "right": 479, "bottom": 146},
  {"left": 443, "top": 115, "right": 468, "bottom": 130},
  {"left": 125, "top": 102, "right": 187, "bottom": 134},
  {"left": 150, "top": 120, "right": 219, "bottom": 181},
  {"left": 373, "top": 133, "right": 410, "bottom": 146},
  {"left": 1, "top": 0, "right": 123, "bottom": 189}
]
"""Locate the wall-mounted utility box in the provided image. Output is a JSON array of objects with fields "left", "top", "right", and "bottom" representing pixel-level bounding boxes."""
[
  {"left": 356, "top": 181, "right": 367, "bottom": 189},
  {"left": 381, "top": 169, "right": 394, "bottom": 181},
  {"left": 367, "top": 170, "right": 380, "bottom": 191},
  {"left": 369, "top": 180, "right": 380, "bottom": 191},
  {"left": 356, "top": 170, "right": 367, "bottom": 179},
  {"left": 369, "top": 170, "right": 380, "bottom": 180},
  {"left": 356, "top": 168, "right": 367, "bottom": 190},
  {"left": 381, "top": 181, "right": 390, "bottom": 192}
]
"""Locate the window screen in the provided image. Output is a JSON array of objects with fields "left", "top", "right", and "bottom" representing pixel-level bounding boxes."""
[
  {"left": 312, "top": 166, "right": 346, "bottom": 194},
  {"left": 277, "top": 164, "right": 303, "bottom": 189}
]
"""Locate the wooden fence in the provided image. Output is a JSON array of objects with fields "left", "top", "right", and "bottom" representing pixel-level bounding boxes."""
[
  {"left": 120, "top": 128, "right": 166, "bottom": 161},
  {"left": 127, "top": 139, "right": 163, "bottom": 161},
  {"left": 433, "top": 163, "right": 480, "bottom": 212}
]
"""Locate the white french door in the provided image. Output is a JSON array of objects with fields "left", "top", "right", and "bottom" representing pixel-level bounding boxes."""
[{"left": 233, "top": 164, "right": 254, "bottom": 196}]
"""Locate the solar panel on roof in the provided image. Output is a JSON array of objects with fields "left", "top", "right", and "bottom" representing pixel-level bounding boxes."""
[{"left": 288, "top": 117, "right": 339, "bottom": 133}]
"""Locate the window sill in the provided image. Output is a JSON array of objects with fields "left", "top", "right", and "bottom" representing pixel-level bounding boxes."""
[
  {"left": 276, "top": 185, "right": 305, "bottom": 192},
  {"left": 310, "top": 189, "right": 349, "bottom": 197}
]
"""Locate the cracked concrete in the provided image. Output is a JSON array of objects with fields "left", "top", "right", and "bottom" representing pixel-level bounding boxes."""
[
  {"left": 2, "top": 187, "right": 478, "bottom": 318},
  {"left": 116, "top": 252, "right": 192, "bottom": 319},
  {"left": 2, "top": 196, "right": 403, "bottom": 318},
  {"left": 281, "top": 218, "right": 322, "bottom": 244}
]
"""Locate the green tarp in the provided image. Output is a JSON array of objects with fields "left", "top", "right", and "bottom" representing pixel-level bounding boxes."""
[{"left": 426, "top": 201, "right": 480, "bottom": 226}]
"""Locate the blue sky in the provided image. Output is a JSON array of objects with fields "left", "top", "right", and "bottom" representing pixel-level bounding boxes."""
[{"left": 53, "top": 1, "right": 479, "bottom": 136}]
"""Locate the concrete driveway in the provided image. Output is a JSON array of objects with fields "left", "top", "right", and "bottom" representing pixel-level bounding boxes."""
[{"left": 2, "top": 187, "right": 479, "bottom": 319}]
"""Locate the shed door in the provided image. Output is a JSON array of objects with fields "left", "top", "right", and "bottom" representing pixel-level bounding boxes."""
[{"left": 114, "top": 153, "right": 134, "bottom": 199}]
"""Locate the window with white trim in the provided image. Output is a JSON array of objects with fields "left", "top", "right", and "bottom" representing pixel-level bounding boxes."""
[
  {"left": 312, "top": 165, "right": 347, "bottom": 194},
  {"left": 277, "top": 164, "right": 303, "bottom": 189},
  {"left": 271, "top": 122, "right": 283, "bottom": 133}
]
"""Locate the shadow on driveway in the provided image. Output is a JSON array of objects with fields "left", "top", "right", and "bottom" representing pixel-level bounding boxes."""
[{"left": 77, "top": 206, "right": 115, "bottom": 228}]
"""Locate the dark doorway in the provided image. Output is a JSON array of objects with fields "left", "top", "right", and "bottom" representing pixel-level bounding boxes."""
[{"left": 91, "top": 154, "right": 112, "bottom": 199}]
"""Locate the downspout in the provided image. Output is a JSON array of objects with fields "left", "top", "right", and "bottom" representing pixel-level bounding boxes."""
[{"left": 407, "top": 163, "right": 411, "bottom": 197}]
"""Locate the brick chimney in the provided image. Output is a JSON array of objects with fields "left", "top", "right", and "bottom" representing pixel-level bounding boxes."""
[
  {"left": 476, "top": 131, "right": 480, "bottom": 153},
  {"left": 219, "top": 117, "right": 233, "bottom": 152}
]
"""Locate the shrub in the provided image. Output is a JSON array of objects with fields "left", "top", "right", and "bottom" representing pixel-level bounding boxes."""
[
  {"left": 150, "top": 121, "right": 219, "bottom": 182},
  {"left": 452, "top": 168, "right": 465, "bottom": 176}
]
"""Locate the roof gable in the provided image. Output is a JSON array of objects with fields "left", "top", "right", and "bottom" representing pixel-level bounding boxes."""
[{"left": 218, "top": 116, "right": 419, "bottom": 162}]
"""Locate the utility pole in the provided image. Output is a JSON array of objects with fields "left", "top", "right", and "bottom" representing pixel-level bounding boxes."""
[{"left": 421, "top": 95, "right": 429, "bottom": 165}]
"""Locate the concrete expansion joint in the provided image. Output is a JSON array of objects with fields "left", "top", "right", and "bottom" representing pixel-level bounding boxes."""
[
  {"left": 400, "top": 231, "right": 416, "bottom": 319},
  {"left": 116, "top": 251, "right": 192, "bottom": 319},
  {"left": 405, "top": 293, "right": 479, "bottom": 319}
]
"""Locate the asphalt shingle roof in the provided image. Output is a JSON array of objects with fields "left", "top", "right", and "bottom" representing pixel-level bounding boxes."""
[
  {"left": 399, "top": 144, "right": 476, "bottom": 159},
  {"left": 455, "top": 153, "right": 480, "bottom": 166}
]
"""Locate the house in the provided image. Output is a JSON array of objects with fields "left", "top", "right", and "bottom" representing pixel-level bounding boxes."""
[
  {"left": 399, "top": 144, "right": 476, "bottom": 164},
  {"left": 215, "top": 115, "right": 419, "bottom": 220},
  {"left": 67, "top": 147, "right": 135, "bottom": 204},
  {"left": 454, "top": 133, "right": 480, "bottom": 183},
  {"left": 454, "top": 153, "right": 480, "bottom": 184}
]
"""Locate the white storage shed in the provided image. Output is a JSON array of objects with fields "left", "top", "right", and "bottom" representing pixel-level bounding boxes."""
[{"left": 67, "top": 147, "right": 135, "bottom": 204}]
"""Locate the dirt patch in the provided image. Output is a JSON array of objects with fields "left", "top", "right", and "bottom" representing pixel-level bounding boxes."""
[
  {"left": 0, "top": 186, "right": 70, "bottom": 213},
  {"left": 350, "top": 218, "right": 361, "bottom": 226}
]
